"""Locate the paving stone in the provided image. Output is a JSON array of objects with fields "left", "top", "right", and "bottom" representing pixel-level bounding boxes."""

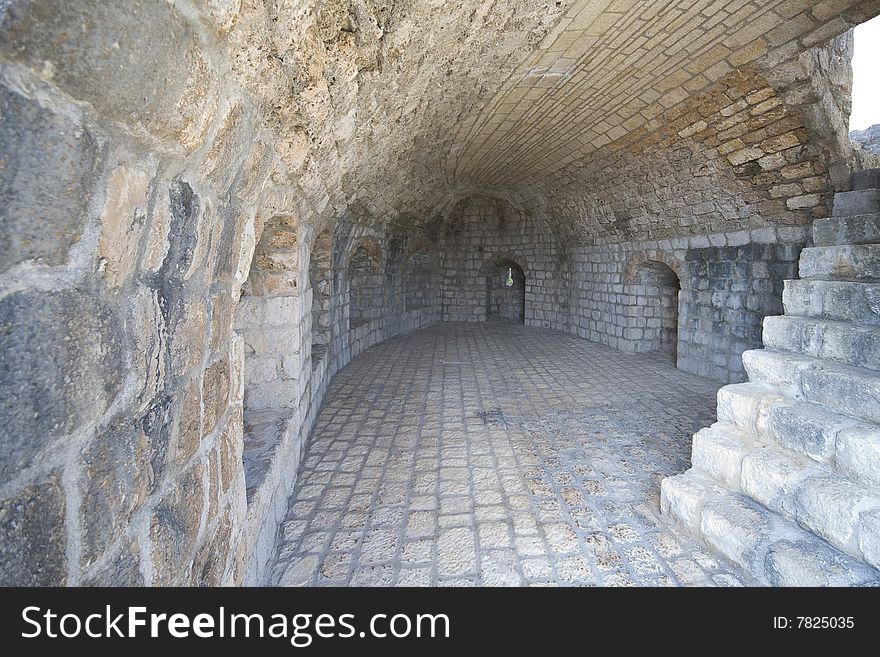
[{"left": 268, "top": 323, "right": 749, "bottom": 586}]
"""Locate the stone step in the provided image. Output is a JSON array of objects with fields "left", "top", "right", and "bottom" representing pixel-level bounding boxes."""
[
  {"left": 763, "top": 315, "right": 880, "bottom": 371},
  {"left": 661, "top": 470, "right": 880, "bottom": 586},
  {"left": 742, "top": 349, "right": 880, "bottom": 424},
  {"left": 783, "top": 279, "right": 880, "bottom": 325},
  {"left": 689, "top": 421, "right": 880, "bottom": 565},
  {"left": 799, "top": 244, "right": 880, "bottom": 281},
  {"left": 715, "top": 383, "right": 880, "bottom": 489},
  {"left": 687, "top": 426, "right": 880, "bottom": 567},
  {"left": 813, "top": 214, "right": 880, "bottom": 247},
  {"left": 852, "top": 168, "right": 880, "bottom": 191},
  {"left": 833, "top": 188, "right": 880, "bottom": 217}
]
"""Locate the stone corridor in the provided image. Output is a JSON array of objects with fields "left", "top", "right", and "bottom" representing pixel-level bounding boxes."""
[{"left": 269, "top": 323, "right": 750, "bottom": 587}]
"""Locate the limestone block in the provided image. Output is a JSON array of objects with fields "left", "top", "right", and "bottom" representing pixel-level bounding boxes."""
[
  {"left": 700, "top": 495, "right": 769, "bottom": 575},
  {"left": 766, "top": 401, "right": 851, "bottom": 463},
  {"left": 798, "top": 245, "right": 880, "bottom": 281},
  {"left": 0, "top": 290, "right": 122, "bottom": 484},
  {"left": 245, "top": 356, "right": 279, "bottom": 386},
  {"left": 740, "top": 449, "right": 812, "bottom": 514},
  {"left": 691, "top": 425, "right": 754, "bottom": 492},
  {"left": 170, "top": 298, "right": 207, "bottom": 376},
  {"left": 96, "top": 162, "right": 152, "bottom": 289},
  {"left": 0, "top": 475, "right": 66, "bottom": 585},
  {"left": 0, "top": 84, "right": 103, "bottom": 272},
  {"left": 659, "top": 472, "right": 711, "bottom": 534},
  {"left": 858, "top": 509, "right": 880, "bottom": 570},
  {"left": 812, "top": 214, "right": 880, "bottom": 247},
  {"left": 765, "top": 538, "right": 880, "bottom": 587},
  {"left": 246, "top": 379, "right": 300, "bottom": 411},
  {"left": 0, "top": 0, "right": 219, "bottom": 150},
  {"left": 792, "top": 475, "right": 880, "bottom": 556},
  {"left": 783, "top": 279, "right": 880, "bottom": 325},
  {"left": 261, "top": 296, "right": 303, "bottom": 326},
  {"left": 836, "top": 424, "right": 880, "bottom": 488},
  {"left": 173, "top": 378, "right": 202, "bottom": 466},
  {"left": 79, "top": 419, "right": 151, "bottom": 566},
  {"left": 80, "top": 540, "right": 144, "bottom": 586},
  {"left": 202, "top": 357, "right": 230, "bottom": 438},
  {"left": 150, "top": 461, "right": 205, "bottom": 585}
]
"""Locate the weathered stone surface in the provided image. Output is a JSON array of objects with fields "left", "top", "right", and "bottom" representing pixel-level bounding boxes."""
[
  {"left": 80, "top": 419, "right": 151, "bottom": 565},
  {"left": 0, "top": 83, "right": 102, "bottom": 272},
  {"left": 173, "top": 379, "right": 202, "bottom": 466},
  {"left": 150, "top": 462, "right": 204, "bottom": 585},
  {"left": 202, "top": 357, "right": 230, "bottom": 438},
  {"left": 2, "top": 0, "right": 879, "bottom": 590},
  {"left": 0, "top": 290, "right": 122, "bottom": 484},
  {"left": 0, "top": 0, "right": 218, "bottom": 149},
  {"left": 191, "top": 511, "right": 232, "bottom": 586},
  {"left": 80, "top": 540, "right": 144, "bottom": 586},
  {"left": 0, "top": 476, "right": 66, "bottom": 586},
  {"left": 96, "top": 162, "right": 152, "bottom": 289}
]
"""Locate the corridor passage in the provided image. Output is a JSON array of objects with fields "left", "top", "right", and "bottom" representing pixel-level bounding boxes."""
[{"left": 269, "top": 323, "right": 751, "bottom": 586}]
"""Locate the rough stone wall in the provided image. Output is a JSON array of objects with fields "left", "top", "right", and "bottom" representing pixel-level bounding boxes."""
[
  {"left": 2, "top": 0, "right": 878, "bottom": 587},
  {"left": 540, "top": 65, "right": 839, "bottom": 245},
  {"left": 0, "top": 0, "right": 287, "bottom": 587},
  {"left": 439, "top": 196, "right": 568, "bottom": 329},
  {"left": 403, "top": 245, "right": 441, "bottom": 316},
  {"left": 568, "top": 226, "right": 807, "bottom": 384},
  {"left": 348, "top": 240, "right": 385, "bottom": 327}
]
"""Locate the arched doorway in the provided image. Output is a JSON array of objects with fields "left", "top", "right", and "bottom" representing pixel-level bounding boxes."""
[
  {"left": 486, "top": 258, "right": 526, "bottom": 323},
  {"left": 630, "top": 260, "right": 681, "bottom": 361}
]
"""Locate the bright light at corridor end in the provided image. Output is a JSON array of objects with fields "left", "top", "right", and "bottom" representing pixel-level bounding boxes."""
[{"left": 850, "top": 15, "right": 880, "bottom": 132}]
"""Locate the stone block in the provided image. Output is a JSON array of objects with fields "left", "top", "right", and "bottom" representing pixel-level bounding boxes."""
[
  {"left": 740, "top": 449, "right": 811, "bottom": 514},
  {"left": 700, "top": 495, "right": 769, "bottom": 575},
  {"left": 691, "top": 425, "right": 754, "bottom": 491},
  {"left": 798, "top": 245, "right": 880, "bottom": 281},
  {"left": 150, "top": 461, "right": 205, "bottom": 585},
  {"left": 0, "top": 84, "right": 103, "bottom": 272},
  {"left": 0, "top": 290, "right": 122, "bottom": 484},
  {"left": 0, "top": 0, "right": 219, "bottom": 149},
  {"left": 792, "top": 475, "right": 880, "bottom": 556},
  {"left": 80, "top": 419, "right": 151, "bottom": 565},
  {"left": 202, "top": 357, "right": 230, "bottom": 438},
  {"left": 858, "top": 508, "right": 880, "bottom": 570},
  {"left": 765, "top": 400, "right": 851, "bottom": 463},
  {"left": 835, "top": 424, "right": 880, "bottom": 488},
  {"left": 783, "top": 279, "right": 880, "bottom": 325},
  {"left": 765, "top": 538, "right": 880, "bottom": 587},
  {"left": 0, "top": 475, "right": 66, "bottom": 585}
]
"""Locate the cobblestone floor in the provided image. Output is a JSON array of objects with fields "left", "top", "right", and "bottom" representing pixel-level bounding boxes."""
[{"left": 269, "top": 322, "right": 752, "bottom": 586}]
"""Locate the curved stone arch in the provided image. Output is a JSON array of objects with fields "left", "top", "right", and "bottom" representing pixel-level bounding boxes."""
[
  {"left": 622, "top": 249, "right": 686, "bottom": 286},
  {"left": 480, "top": 251, "right": 530, "bottom": 277}
]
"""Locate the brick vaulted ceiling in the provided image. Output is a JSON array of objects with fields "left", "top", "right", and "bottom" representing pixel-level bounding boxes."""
[{"left": 230, "top": 1, "right": 880, "bottom": 240}]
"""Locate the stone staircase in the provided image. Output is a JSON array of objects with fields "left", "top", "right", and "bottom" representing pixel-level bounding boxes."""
[{"left": 661, "top": 169, "right": 880, "bottom": 586}]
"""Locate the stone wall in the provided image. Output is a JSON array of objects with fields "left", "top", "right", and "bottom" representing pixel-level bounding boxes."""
[
  {"left": 439, "top": 196, "right": 568, "bottom": 329},
  {"left": 0, "top": 0, "right": 266, "bottom": 583},
  {"left": 568, "top": 226, "right": 807, "bottom": 384}
]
